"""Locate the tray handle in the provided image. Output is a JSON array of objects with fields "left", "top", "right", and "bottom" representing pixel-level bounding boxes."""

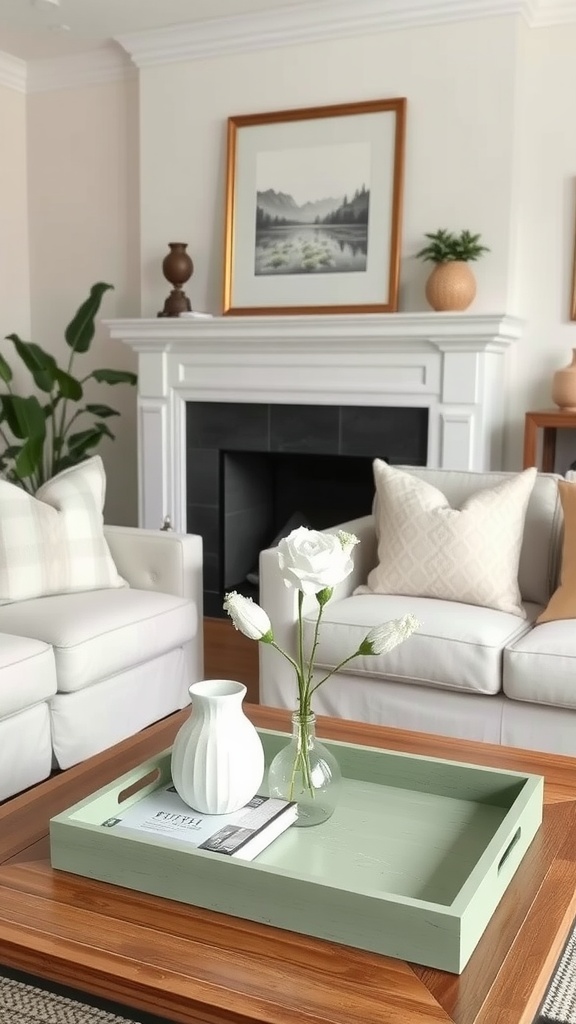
[
  {"left": 117, "top": 767, "right": 162, "bottom": 805},
  {"left": 497, "top": 827, "right": 521, "bottom": 875}
]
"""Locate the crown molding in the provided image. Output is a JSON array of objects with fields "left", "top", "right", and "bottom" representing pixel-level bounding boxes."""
[
  {"left": 26, "top": 46, "right": 135, "bottom": 93},
  {"left": 115, "top": 0, "right": 574, "bottom": 68},
  {"left": 528, "top": 0, "right": 576, "bottom": 24},
  {"left": 0, "top": 51, "right": 26, "bottom": 92},
  {"left": 1, "top": 0, "right": 575, "bottom": 91}
]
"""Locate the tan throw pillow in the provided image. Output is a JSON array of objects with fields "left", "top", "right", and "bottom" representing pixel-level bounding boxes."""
[
  {"left": 537, "top": 480, "right": 576, "bottom": 623},
  {"left": 0, "top": 455, "right": 126, "bottom": 603},
  {"left": 361, "top": 461, "right": 537, "bottom": 616}
]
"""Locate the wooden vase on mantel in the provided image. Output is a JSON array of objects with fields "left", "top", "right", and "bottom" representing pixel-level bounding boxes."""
[
  {"left": 552, "top": 349, "right": 576, "bottom": 410},
  {"left": 158, "top": 242, "right": 194, "bottom": 318},
  {"left": 425, "top": 261, "right": 477, "bottom": 312}
]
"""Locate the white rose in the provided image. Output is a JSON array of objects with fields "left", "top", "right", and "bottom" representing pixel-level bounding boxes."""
[
  {"left": 277, "top": 527, "right": 357, "bottom": 595},
  {"left": 223, "top": 591, "right": 273, "bottom": 641},
  {"left": 359, "top": 614, "right": 420, "bottom": 656}
]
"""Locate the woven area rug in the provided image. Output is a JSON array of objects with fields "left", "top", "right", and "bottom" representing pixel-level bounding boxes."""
[
  {"left": 535, "top": 919, "right": 576, "bottom": 1023},
  {"left": 0, "top": 967, "right": 171, "bottom": 1024}
]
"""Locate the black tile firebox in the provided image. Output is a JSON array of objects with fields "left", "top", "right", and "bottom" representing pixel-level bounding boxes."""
[{"left": 186, "top": 402, "right": 428, "bottom": 617}]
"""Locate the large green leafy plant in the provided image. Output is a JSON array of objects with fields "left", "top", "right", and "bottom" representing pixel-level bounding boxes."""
[{"left": 0, "top": 282, "right": 137, "bottom": 492}]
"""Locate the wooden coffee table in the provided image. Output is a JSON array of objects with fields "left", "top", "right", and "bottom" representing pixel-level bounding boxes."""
[{"left": 1, "top": 706, "right": 576, "bottom": 1024}]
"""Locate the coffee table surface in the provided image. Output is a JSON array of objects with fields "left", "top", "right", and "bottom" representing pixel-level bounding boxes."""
[{"left": 1, "top": 705, "right": 576, "bottom": 1024}]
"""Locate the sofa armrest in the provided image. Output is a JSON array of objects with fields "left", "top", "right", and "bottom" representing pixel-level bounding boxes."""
[
  {"left": 104, "top": 526, "right": 203, "bottom": 612},
  {"left": 258, "top": 515, "right": 376, "bottom": 706}
]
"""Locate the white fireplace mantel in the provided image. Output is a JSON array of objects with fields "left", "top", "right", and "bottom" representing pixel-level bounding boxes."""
[{"left": 105, "top": 312, "right": 522, "bottom": 532}]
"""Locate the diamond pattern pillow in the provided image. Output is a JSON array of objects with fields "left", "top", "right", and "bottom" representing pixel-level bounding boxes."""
[
  {"left": 0, "top": 455, "right": 126, "bottom": 603},
  {"left": 360, "top": 461, "right": 537, "bottom": 617}
]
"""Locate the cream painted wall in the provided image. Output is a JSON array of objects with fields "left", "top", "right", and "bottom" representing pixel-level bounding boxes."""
[
  {"left": 137, "top": 13, "right": 576, "bottom": 478},
  {"left": 507, "top": 22, "right": 576, "bottom": 471},
  {"left": 9, "top": 11, "right": 576, "bottom": 521},
  {"left": 0, "top": 83, "right": 30, "bottom": 343},
  {"left": 138, "top": 15, "right": 520, "bottom": 319},
  {"left": 26, "top": 77, "right": 141, "bottom": 524}
]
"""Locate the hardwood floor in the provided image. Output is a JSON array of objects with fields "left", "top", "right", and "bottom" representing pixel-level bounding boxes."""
[{"left": 203, "top": 616, "right": 260, "bottom": 704}]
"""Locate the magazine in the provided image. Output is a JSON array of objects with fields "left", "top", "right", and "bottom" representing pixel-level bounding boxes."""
[{"left": 101, "top": 786, "right": 297, "bottom": 861}]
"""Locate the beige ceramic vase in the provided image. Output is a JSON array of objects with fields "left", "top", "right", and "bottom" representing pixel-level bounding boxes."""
[
  {"left": 552, "top": 349, "right": 576, "bottom": 409},
  {"left": 425, "top": 261, "right": 477, "bottom": 312}
]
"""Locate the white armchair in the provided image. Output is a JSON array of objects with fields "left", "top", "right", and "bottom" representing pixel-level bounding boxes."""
[{"left": 0, "top": 526, "right": 203, "bottom": 802}]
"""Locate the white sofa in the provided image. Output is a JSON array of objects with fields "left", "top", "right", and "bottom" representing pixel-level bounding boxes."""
[
  {"left": 259, "top": 467, "right": 576, "bottom": 757},
  {"left": 0, "top": 526, "right": 203, "bottom": 802}
]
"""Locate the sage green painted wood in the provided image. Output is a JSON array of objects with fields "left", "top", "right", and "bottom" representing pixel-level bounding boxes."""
[{"left": 49, "top": 728, "right": 544, "bottom": 974}]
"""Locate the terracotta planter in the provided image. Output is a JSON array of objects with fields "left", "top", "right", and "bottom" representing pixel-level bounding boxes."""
[
  {"left": 425, "top": 261, "right": 477, "bottom": 312},
  {"left": 552, "top": 349, "right": 576, "bottom": 410}
]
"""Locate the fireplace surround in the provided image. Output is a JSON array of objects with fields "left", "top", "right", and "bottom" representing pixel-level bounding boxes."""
[{"left": 106, "top": 312, "right": 522, "bottom": 611}]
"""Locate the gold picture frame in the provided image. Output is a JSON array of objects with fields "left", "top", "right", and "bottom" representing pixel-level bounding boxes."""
[{"left": 222, "top": 98, "right": 407, "bottom": 316}]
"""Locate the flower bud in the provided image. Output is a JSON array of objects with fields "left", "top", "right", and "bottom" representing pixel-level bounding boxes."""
[
  {"left": 358, "top": 614, "right": 420, "bottom": 656},
  {"left": 337, "top": 530, "right": 360, "bottom": 556},
  {"left": 223, "top": 591, "right": 273, "bottom": 642}
]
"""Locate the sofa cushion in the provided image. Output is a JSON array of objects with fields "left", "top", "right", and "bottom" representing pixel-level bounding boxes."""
[
  {"left": 504, "top": 620, "right": 576, "bottom": 710},
  {"left": 0, "top": 455, "right": 126, "bottom": 603},
  {"left": 373, "top": 466, "right": 562, "bottom": 607},
  {"left": 0, "top": 588, "right": 197, "bottom": 693},
  {"left": 537, "top": 479, "right": 576, "bottom": 623},
  {"left": 0, "top": 633, "right": 57, "bottom": 718},
  {"left": 304, "top": 593, "right": 535, "bottom": 696},
  {"left": 360, "top": 461, "right": 537, "bottom": 616}
]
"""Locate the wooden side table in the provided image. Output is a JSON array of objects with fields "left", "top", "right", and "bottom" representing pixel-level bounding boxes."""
[{"left": 523, "top": 409, "right": 576, "bottom": 472}]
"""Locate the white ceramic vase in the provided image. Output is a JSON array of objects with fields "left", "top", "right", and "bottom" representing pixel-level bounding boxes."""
[{"left": 170, "top": 679, "right": 265, "bottom": 814}]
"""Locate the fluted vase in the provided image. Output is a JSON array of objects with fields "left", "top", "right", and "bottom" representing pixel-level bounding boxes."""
[{"left": 171, "top": 679, "right": 265, "bottom": 814}]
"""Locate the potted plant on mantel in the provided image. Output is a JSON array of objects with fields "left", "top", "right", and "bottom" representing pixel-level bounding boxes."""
[{"left": 416, "top": 228, "right": 490, "bottom": 312}]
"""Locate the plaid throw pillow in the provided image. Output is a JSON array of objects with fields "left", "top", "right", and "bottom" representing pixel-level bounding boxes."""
[{"left": 0, "top": 455, "right": 126, "bottom": 603}]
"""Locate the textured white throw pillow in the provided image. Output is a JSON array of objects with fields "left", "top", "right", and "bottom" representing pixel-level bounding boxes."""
[
  {"left": 360, "top": 461, "right": 537, "bottom": 617},
  {"left": 0, "top": 455, "right": 126, "bottom": 603}
]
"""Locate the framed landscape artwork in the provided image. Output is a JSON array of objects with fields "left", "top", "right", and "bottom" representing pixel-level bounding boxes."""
[{"left": 222, "top": 98, "right": 407, "bottom": 316}]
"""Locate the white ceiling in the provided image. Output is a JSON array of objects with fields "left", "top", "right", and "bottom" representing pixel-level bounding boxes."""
[
  {"left": 2, "top": 0, "right": 576, "bottom": 65},
  {"left": 0, "top": 0, "right": 315, "bottom": 61}
]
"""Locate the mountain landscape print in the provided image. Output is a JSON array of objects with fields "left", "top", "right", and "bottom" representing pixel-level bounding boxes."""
[{"left": 254, "top": 142, "right": 371, "bottom": 276}]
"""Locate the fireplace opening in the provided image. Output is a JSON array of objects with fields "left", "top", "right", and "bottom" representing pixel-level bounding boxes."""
[
  {"left": 222, "top": 451, "right": 377, "bottom": 602},
  {"left": 186, "top": 401, "right": 428, "bottom": 617}
]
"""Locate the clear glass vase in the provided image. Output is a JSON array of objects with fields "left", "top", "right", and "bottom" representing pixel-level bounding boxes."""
[{"left": 267, "top": 711, "right": 342, "bottom": 827}]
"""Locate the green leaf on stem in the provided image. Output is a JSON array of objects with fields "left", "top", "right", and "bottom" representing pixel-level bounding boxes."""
[
  {"left": 54, "top": 368, "right": 83, "bottom": 401},
  {"left": 6, "top": 337, "right": 58, "bottom": 393},
  {"left": 65, "top": 282, "right": 113, "bottom": 354},
  {"left": 0, "top": 353, "right": 12, "bottom": 384},
  {"left": 91, "top": 369, "right": 137, "bottom": 386}
]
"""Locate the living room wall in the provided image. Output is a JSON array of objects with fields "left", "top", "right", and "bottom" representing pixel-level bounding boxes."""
[
  {"left": 6, "top": 9, "right": 576, "bottom": 524},
  {"left": 26, "top": 78, "right": 141, "bottom": 524},
  {"left": 138, "top": 15, "right": 519, "bottom": 319},
  {"left": 509, "top": 21, "right": 576, "bottom": 472},
  {"left": 137, "top": 12, "right": 576, "bottom": 475},
  {"left": 0, "top": 83, "right": 30, "bottom": 346}
]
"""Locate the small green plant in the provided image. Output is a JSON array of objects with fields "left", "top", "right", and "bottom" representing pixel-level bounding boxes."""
[
  {"left": 416, "top": 228, "right": 490, "bottom": 264},
  {"left": 0, "top": 282, "right": 137, "bottom": 492}
]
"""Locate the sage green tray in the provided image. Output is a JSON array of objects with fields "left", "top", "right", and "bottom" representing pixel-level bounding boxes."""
[{"left": 49, "top": 727, "right": 543, "bottom": 974}]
